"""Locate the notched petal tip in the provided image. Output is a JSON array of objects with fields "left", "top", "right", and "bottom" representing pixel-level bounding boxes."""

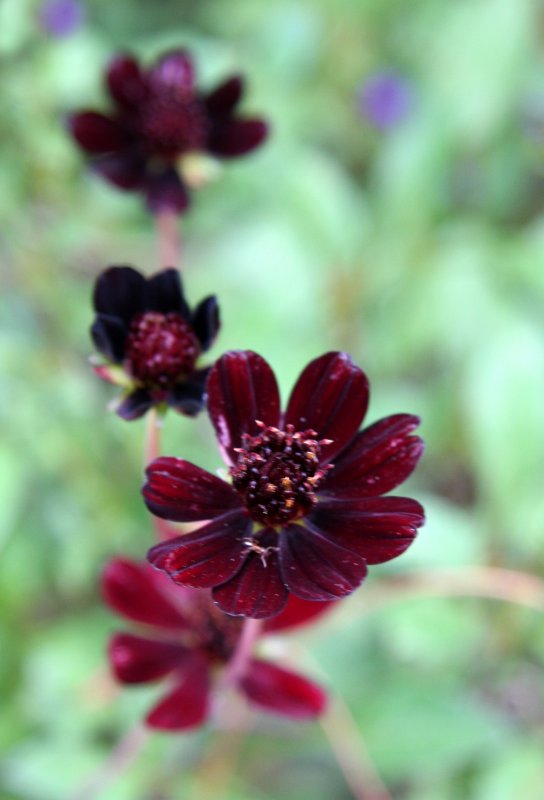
[
  {"left": 206, "top": 350, "right": 281, "bottom": 465},
  {"left": 285, "top": 351, "right": 370, "bottom": 463}
]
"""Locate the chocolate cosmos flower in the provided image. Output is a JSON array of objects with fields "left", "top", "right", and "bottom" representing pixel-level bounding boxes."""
[
  {"left": 91, "top": 266, "right": 219, "bottom": 420},
  {"left": 103, "top": 558, "right": 328, "bottom": 730},
  {"left": 70, "top": 50, "right": 268, "bottom": 213},
  {"left": 144, "top": 351, "right": 425, "bottom": 618}
]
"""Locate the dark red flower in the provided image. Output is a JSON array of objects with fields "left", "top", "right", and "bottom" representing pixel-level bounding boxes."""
[
  {"left": 69, "top": 50, "right": 268, "bottom": 213},
  {"left": 144, "top": 351, "right": 425, "bottom": 618},
  {"left": 91, "top": 266, "right": 219, "bottom": 420},
  {"left": 102, "top": 557, "right": 328, "bottom": 730}
]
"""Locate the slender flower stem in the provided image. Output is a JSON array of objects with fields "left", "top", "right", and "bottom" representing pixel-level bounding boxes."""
[
  {"left": 296, "top": 645, "right": 391, "bottom": 800},
  {"left": 189, "top": 704, "right": 253, "bottom": 800},
  {"left": 221, "top": 618, "right": 262, "bottom": 688},
  {"left": 320, "top": 696, "right": 392, "bottom": 800},
  {"left": 144, "top": 408, "right": 171, "bottom": 541},
  {"left": 362, "top": 567, "right": 544, "bottom": 614},
  {"left": 156, "top": 208, "right": 182, "bottom": 269},
  {"left": 70, "top": 724, "right": 149, "bottom": 800}
]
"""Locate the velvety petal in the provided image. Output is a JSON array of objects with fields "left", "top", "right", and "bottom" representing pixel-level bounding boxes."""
[
  {"left": 143, "top": 458, "right": 241, "bottom": 522},
  {"left": 101, "top": 557, "right": 189, "bottom": 630},
  {"left": 70, "top": 111, "right": 128, "bottom": 154},
  {"left": 145, "top": 168, "right": 190, "bottom": 214},
  {"left": 284, "top": 352, "right": 369, "bottom": 463},
  {"left": 191, "top": 296, "right": 220, "bottom": 351},
  {"left": 146, "top": 653, "right": 210, "bottom": 730},
  {"left": 147, "top": 510, "right": 251, "bottom": 588},
  {"left": 148, "top": 50, "right": 195, "bottom": 92},
  {"left": 92, "top": 151, "right": 147, "bottom": 190},
  {"left": 309, "top": 497, "right": 425, "bottom": 565},
  {"left": 206, "top": 351, "right": 281, "bottom": 466},
  {"left": 241, "top": 659, "right": 327, "bottom": 720},
  {"left": 109, "top": 632, "right": 188, "bottom": 684},
  {"left": 204, "top": 75, "right": 244, "bottom": 117},
  {"left": 116, "top": 387, "right": 153, "bottom": 420},
  {"left": 279, "top": 523, "right": 368, "bottom": 601},
  {"left": 106, "top": 54, "right": 148, "bottom": 109},
  {"left": 144, "top": 269, "right": 190, "bottom": 317},
  {"left": 93, "top": 266, "right": 146, "bottom": 322},
  {"left": 208, "top": 118, "right": 268, "bottom": 157},
  {"left": 322, "top": 414, "right": 424, "bottom": 497},
  {"left": 264, "top": 594, "right": 336, "bottom": 634},
  {"left": 167, "top": 368, "right": 209, "bottom": 417},
  {"left": 90, "top": 313, "right": 127, "bottom": 362},
  {"left": 212, "top": 547, "right": 288, "bottom": 619}
]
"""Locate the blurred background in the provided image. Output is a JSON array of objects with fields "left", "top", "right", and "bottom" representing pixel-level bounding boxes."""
[{"left": 2, "top": 0, "right": 544, "bottom": 797}]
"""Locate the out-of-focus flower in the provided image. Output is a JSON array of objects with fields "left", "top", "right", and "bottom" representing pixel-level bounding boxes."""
[
  {"left": 39, "top": 0, "right": 84, "bottom": 38},
  {"left": 69, "top": 50, "right": 268, "bottom": 213},
  {"left": 91, "top": 266, "right": 219, "bottom": 420},
  {"left": 102, "top": 558, "right": 329, "bottom": 730},
  {"left": 144, "top": 351, "right": 425, "bottom": 618},
  {"left": 358, "top": 70, "right": 413, "bottom": 131}
]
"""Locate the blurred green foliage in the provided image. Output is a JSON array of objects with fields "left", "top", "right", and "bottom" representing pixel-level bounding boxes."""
[{"left": 2, "top": 0, "right": 544, "bottom": 797}]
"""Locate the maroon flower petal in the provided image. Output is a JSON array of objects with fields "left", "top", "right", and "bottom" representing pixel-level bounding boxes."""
[
  {"left": 146, "top": 654, "right": 210, "bottom": 731},
  {"left": 284, "top": 352, "right": 369, "bottom": 463},
  {"left": 204, "top": 75, "right": 244, "bottom": 117},
  {"left": 106, "top": 54, "right": 148, "bottom": 109},
  {"left": 264, "top": 595, "right": 336, "bottom": 634},
  {"left": 90, "top": 313, "right": 127, "bottom": 363},
  {"left": 145, "top": 168, "right": 190, "bottom": 214},
  {"left": 279, "top": 523, "right": 368, "bottom": 601},
  {"left": 322, "top": 414, "right": 424, "bottom": 497},
  {"left": 212, "top": 548, "right": 288, "bottom": 619},
  {"left": 69, "top": 112, "right": 129, "bottom": 154},
  {"left": 144, "top": 269, "right": 190, "bottom": 318},
  {"left": 93, "top": 266, "right": 146, "bottom": 323},
  {"left": 208, "top": 118, "right": 268, "bottom": 157},
  {"left": 143, "top": 458, "right": 241, "bottom": 522},
  {"left": 148, "top": 50, "right": 195, "bottom": 92},
  {"left": 101, "top": 558, "right": 189, "bottom": 630},
  {"left": 207, "top": 351, "right": 281, "bottom": 466},
  {"left": 240, "top": 659, "right": 327, "bottom": 720},
  {"left": 116, "top": 387, "right": 153, "bottom": 420},
  {"left": 92, "top": 151, "right": 147, "bottom": 190},
  {"left": 167, "top": 368, "right": 209, "bottom": 417},
  {"left": 147, "top": 510, "right": 251, "bottom": 588},
  {"left": 191, "top": 296, "right": 220, "bottom": 351},
  {"left": 109, "top": 632, "right": 188, "bottom": 684},
  {"left": 310, "top": 496, "right": 425, "bottom": 565}
]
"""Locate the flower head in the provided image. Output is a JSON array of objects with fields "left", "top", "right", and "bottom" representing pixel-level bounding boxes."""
[
  {"left": 143, "top": 351, "right": 425, "bottom": 618},
  {"left": 69, "top": 51, "right": 268, "bottom": 213},
  {"left": 91, "top": 266, "right": 219, "bottom": 420},
  {"left": 102, "top": 557, "right": 328, "bottom": 730},
  {"left": 358, "top": 70, "right": 413, "bottom": 131}
]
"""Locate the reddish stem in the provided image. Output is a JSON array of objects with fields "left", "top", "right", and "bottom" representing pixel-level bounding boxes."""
[
  {"left": 156, "top": 208, "right": 181, "bottom": 268},
  {"left": 221, "top": 618, "right": 262, "bottom": 689}
]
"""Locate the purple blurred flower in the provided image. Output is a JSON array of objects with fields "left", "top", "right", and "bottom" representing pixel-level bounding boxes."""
[
  {"left": 358, "top": 71, "right": 413, "bottom": 131},
  {"left": 40, "top": 0, "right": 84, "bottom": 38}
]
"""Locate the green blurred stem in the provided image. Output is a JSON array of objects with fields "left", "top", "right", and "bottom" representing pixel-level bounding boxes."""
[
  {"left": 156, "top": 208, "right": 181, "bottom": 269},
  {"left": 362, "top": 567, "right": 544, "bottom": 612},
  {"left": 320, "top": 695, "right": 393, "bottom": 800},
  {"left": 145, "top": 408, "right": 171, "bottom": 541},
  {"left": 70, "top": 723, "right": 149, "bottom": 800}
]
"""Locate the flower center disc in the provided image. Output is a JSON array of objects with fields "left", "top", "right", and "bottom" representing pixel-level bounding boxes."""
[
  {"left": 231, "top": 423, "right": 330, "bottom": 527},
  {"left": 125, "top": 311, "right": 200, "bottom": 389},
  {"left": 139, "top": 92, "right": 209, "bottom": 158}
]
